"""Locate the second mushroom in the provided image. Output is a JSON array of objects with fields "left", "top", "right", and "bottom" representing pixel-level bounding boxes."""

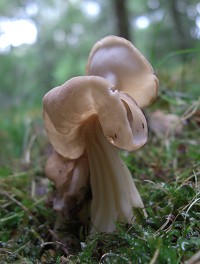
[{"left": 43, "top": 36, "right": 158, "bottom": 233}]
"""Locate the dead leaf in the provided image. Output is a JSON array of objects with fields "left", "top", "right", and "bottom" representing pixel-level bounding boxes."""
[{"left": 148, "top": 110, "right": 183, "bottom": 137}]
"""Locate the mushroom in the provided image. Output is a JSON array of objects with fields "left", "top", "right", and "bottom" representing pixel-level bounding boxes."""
[
  {"left": 45, "top": 150, "right": 89, "bottom": 216},
  {"left": 45, "top": 150, "right": 75, "bottom": 190},
  {"left": 86, "top": 35, "right": 158, "bottom": 108},
  {"left": 148, "top": 110, "right": 183, "bottom": 137},
  {"left": 44, "top": 76, "right": 147, "bottom": 232},
  {"left": 43, "top": 36, "right": 158, "bottom": 233}
]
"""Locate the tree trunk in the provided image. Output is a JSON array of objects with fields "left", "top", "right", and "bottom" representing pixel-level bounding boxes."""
[
  {"left": 112, "top": 0, "right": 131, "bottom": 41},
  {"left": 168, "top": 0, "right": 191, "bottom": 50}
]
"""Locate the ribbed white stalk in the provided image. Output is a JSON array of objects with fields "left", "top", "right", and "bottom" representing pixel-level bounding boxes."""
[{"left": 84, "top": 119, "right": 145, "bottom": 233}]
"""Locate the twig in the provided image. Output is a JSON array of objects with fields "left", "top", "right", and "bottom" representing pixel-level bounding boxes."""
[
  {"left": 184, "top": 198, "right": 200, "bottom": 220},
  {"left": 0, "top": 212, "right": 23, "bottom": 223},
  {"left": 0, "top": 169, "right": 33, "bottom": 179},
  {"left": 185, "top": 250, "right": 200, "bottom": 264},
  {"left": 149, "top": 248, "right": 160, "bottom": 264},
  {"left": 181, "top": 100, "right": 200, "bottom": 122},
  {"left": 0, "top": 190, "right": 37, "bottom": 222},
  {"left": 153, "top": 214, "right": 175, "bottom": 236}
]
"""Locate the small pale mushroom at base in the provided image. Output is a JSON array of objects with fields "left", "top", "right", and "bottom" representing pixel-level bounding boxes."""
[{"left": 45, "top": 150, "right": 90, "bottom": 220}]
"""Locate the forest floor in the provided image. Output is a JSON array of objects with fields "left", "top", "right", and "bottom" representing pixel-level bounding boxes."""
[{"left": 0, "top": 59, "right": 200, "bottom": 263}]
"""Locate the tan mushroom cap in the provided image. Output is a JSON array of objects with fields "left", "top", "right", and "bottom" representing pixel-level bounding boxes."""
[
  {"left": 43, "top": 76, "right": 148, "bottom": 160},
  {"left": 86, "top": 35, "right": 159, "bottom": 108}
]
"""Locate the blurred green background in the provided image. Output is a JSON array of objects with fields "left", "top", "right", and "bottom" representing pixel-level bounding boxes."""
[{"left": 0, "top": 0, "right": 199, "bottom": 165}]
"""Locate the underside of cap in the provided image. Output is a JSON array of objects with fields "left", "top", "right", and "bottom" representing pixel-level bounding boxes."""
[
  {"left": 86, "top": 35, "right": 158, "bottom": 108},
  {"left": 43, "top": 76, "right": 148, "bottom": 159}
]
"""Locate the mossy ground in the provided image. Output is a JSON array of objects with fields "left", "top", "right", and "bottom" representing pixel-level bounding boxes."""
[{"left": 0, "top": 59, "right": 199, "bottom": 263}]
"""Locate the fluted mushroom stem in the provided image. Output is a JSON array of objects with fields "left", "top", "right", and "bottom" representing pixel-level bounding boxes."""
[{"left": 84, "top": 119, "right": 146, "bottom": 233}]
